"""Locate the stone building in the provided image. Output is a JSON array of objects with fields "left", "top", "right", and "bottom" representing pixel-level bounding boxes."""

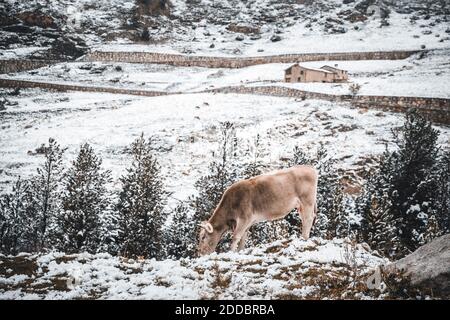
[{"left": 284, "top": 63, "right": 348, "bottom": 83}]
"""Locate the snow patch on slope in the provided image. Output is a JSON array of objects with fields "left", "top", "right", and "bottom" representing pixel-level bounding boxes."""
[{"left": 0, "top": 237, "right": 388, "bottom": 300}]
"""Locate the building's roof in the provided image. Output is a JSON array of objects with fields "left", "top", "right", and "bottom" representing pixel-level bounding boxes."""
[
  {"left": 284, "top": 63, "right": 299, "bottom": 72},
  {"left": 285, "top": 63, "right": 347, "bottom": 74},
  {"left": 320, "top": 65, "right": 346, "bottom": 72},
  {"left": 298, "top": 65, "right": 335, "bottom": 74}
]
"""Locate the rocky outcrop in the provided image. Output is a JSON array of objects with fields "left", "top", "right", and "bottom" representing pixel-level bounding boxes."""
[
  {"left": 387, "top": 234, "right": 450, "bottom": 296},
  {"left": 17, "top": 11, "right": 57, "bottom": 29}
]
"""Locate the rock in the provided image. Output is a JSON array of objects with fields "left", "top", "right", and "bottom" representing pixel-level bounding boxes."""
[
  {"left": 386, "top": 234, "right": 450, "bottom": 296},
  {"left": 0, "top": 98, "right": 7, "bottom": 111},
  {"left": 343, "top": 0, "right": 355, "bottom": 3},
  {"left": 227, "top": 23, "right": 260, "bottom": 34},
  {"left": 209, "top": 43, "right": 215, "bottom": 48},
  {"left": 235, "top": 34, "right": 244, "bottom": 41},
  {"left": 270, "top": 35, "right": 281, "bottom": 42},
  {"left": 17, "top": 11, "right": 57, "bottom": 29},
  {"left": 79, "top": 63, "right": 93, "bottom": 70},
  {"left": 0, "top": 14, "right": 20, "bottom": 27},
  {"left": 380, "top": 19, "right": 390, "bottom": 27},
  {"left": 332, "top": 27, "right": 347, "bottom": 34},
  {"left": 90, "top": 65, "right": 108, "bottom": 74},
  {"left": 1, "top": 24, "right": 35, "bottom": 33},
  {"left": 345, "top": 12, "right": 368, "bottom": 23},
  {"left": 326, "top": 17, "right": 344, "bottom": 25},
  {"left": 49, "top": 37, "right": 87, "bottom": 60},
  {"left": 355, "top": 0, "right": 390, "bottom": 19}
]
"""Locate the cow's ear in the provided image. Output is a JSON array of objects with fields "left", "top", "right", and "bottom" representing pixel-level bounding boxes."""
[{"left": 199, "top": 221, "right": 214, "bottom": 234}]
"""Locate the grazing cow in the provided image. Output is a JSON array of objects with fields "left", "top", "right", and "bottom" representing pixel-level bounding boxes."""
[{"left": 198, "top": 165, "right": 318, "bottom": 256}]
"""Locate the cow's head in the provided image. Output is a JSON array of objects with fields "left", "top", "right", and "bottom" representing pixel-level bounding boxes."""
[{"left": 197, "top": 221, "right": 220, "bottom": 256}]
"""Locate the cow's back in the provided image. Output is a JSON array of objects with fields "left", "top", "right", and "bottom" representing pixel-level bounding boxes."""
[{"left": 221, "top": 166, "right": 317, "bottom": 222}]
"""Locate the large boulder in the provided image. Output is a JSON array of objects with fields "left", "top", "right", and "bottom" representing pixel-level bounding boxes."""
[{"left": 386, "top": 234, "right": 450, "bottom": 296}]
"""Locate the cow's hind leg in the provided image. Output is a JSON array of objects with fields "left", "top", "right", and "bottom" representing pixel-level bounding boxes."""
[{"left": 299, "top": 203, "right": 315, "bottom": 240}]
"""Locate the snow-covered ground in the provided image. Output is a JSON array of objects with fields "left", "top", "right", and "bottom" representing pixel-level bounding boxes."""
[
  {"left": 0, "top": 237, "right": 389, "bottom": 300},
  {"left": 1, "top": 0, "right": 449, "bottom": 301},
  {"left": 95, "top": 11, "right": 450, "bottom": 56},
  {"left": 3, "top": 48, "right": 450, "bottom": 98},
  {"left": 3, "top": 0, "right": 450, "bottom": 59},
  {"left": 1, "top": 90, "right": 449, "bottom": 204}
]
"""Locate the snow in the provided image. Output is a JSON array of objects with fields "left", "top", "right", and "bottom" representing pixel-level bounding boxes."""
[
  {"left": 1, "top": 89, "right": 449, "bottom": 206},
  {"left": 93, "top": 11, "right": 450, "bottom": 57},
  {"left": 0, "top": 237, "right": 389, "bottom": 300},
  {"left": 241, "top": 12, "right": 450, "bottom": 56},
  {"left": 3, "top": 48, "right": 449, "bottom": 98},
  {"left": 0, "top": 47, "right": 50, "bottom": 60},
  {"left": 0, "top": 0, "right": 449, "bottom": 301}
]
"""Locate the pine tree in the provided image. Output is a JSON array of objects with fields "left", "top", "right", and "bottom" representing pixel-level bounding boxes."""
[
  {"left": 247, "top": 220, "right": 290, "bottom": 247},
  {"left": 423, "top": 149, "right": 449, "bottom": 238},
  {"left": 435, "top": 150, "right": 450, "bottom": 233},
  {"left": 0, "top": 178, "right": 36, "bottom": 254},
  {"left": 190, "top": 122, "right": 240, "bottom": 252},
  {"left": 241, "top": 134, "right": 264, "bottom": 180},
  {"left": 117, "top": 134, "right": 167, "bottom": 259},
  {"left": 164, "top": 203, "right": 197, "bottom": 259},
  {"left": 358, "top": 190, "right": 399, "bottom": 257},
  {"left": 356, "top": 151, "right": 400, "bottom": 257},
  {"left": 28, "top": 138, "right": 65, "bottom": 250},
  {"left": 324, "top": 183, "right": 348, "bottom": 240},
  {"left": 390, "top": 109, "right": 440, "bottom": 253},
  {"left": 57, "top": 143, "right": 112, "bottom": 254}
]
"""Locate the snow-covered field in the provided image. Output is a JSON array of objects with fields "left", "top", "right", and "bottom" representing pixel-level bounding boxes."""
[
  {"left": 2, "top": 89, "right": 449, "bottom": 207},
  {"left": 0, "top": 237, "right": 389, "bottom": 300},
  {"left": 5, "top": 90, "right": 450, "bottom": 202},
  {"left": 3, "top": 49, "right": 449, "bottom": 98}
]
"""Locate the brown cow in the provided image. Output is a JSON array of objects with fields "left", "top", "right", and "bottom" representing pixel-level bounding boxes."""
[{"left": 198, "top": 165, "right": 318, "bottom": 256}]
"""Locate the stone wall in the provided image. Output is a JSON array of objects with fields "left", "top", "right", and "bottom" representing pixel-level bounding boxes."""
[
  {"left": 205, "top": 85, "right": 450, "bottom": 124},
  {"left": 0, "top": 78, "right": 448, "bottom": 124},
  {"left": 0, "top": 78, "right": 172, "bottom": 97},
  {"left": 83, "top": 50, "right": 421, "bottom": 68},
  {"left": 0, "top": 60, "right": 59, "bottom": 74}
]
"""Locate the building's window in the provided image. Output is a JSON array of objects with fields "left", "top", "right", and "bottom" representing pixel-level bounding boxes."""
[{"left": 286, "top": 69, "right": 291, "bottom": 75}]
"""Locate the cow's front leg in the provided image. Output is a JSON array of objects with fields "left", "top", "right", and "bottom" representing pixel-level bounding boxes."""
[
  {"left": 237, "top": 228, "right": 250, "bottom": 251},
  {"left": 230, "top": 222, "right": 248, "bottom": 252}
]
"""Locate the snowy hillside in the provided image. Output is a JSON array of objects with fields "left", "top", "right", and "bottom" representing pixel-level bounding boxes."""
[
  {"left": 3, "top": 90, "right": 449, "bottom": 198},
  {"left": 1, "top": 0, "right": 449, "bottom": 302},
  {"left": 2, "top": 0, "right": 450, "bottom": 59},
  {"left": 0, "top": 237, "right": 391, "bottom": 300}
]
